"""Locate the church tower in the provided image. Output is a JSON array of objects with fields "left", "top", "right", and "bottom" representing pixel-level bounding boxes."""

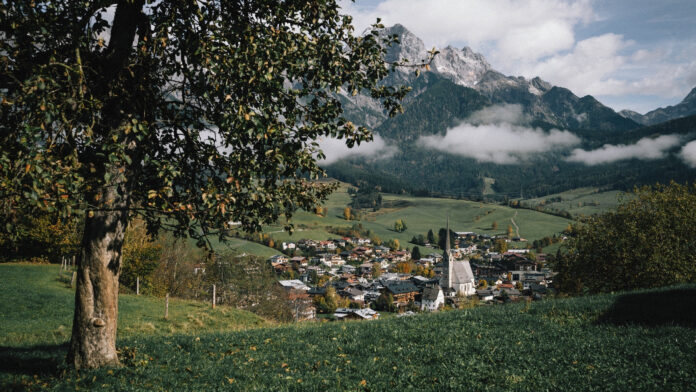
[{"left": 440, "top": 216, "right": 453, "bottom": 289}]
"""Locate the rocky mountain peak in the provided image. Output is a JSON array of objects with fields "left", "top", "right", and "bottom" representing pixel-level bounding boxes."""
[
  {"left": 431, "top": 46, "right": 490, "bottom": 87},
  {"left": 684, "top": 87, "right": 696, "bottom": 103},
  {"left": 380, "top": 24, "right": 426, "bottom": 64}
]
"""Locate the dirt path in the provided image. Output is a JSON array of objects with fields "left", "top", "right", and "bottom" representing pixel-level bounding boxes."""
[{"left": 510, "top": 211, "right": 520, "bottom": 238}]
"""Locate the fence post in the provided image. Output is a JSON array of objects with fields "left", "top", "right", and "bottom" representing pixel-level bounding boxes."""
[
  {"left": 165, "top": 293, "right": 169, "bottom": 319},
  {"left": 72, "top": 255, "right": 76, "bottom": 268},
  {"left": 212, "top": 284, "right": 216, "bottom": 309},
  {"left": 136, "top": 276, "right": 140, "bottom": 295},
  {"left": 70, "top": 271, "right": 77, "bottom": 288}
]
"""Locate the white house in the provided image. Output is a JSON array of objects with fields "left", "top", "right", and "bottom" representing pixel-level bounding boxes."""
[{"left": 420, "top": 284, "right": 444, "bottom": 311}]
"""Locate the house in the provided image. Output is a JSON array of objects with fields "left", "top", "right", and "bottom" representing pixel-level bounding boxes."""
[
  {"left": 287, "top": 290, "right": 315, "bottom": 321},
  {"left": 382, "top": 281, "right": 419, "bottom": 307},
  {"left": 333, "top": 308, "right": 379, "bottom": 320},
  {"left": 282, "top": 242, "right": 296, "bottom": 251},
  {"left": 476, "top": 288, "right": 499, "bottom": 302},
  {"left": 359, "top": 263, "right": 374, "bottom": 275},
  {"left": 341, "top": 264, "right": 357, "bottom": 275},
  {"left": 278, "top": 280, "right": 310, "bottom": 292},
  {"left": 420, "top": 284, "right": 444, "bottom": 311},
  {"left": 290, "top": 256, "right": 308, "bottom": 267},
  {"left": 341, "top": 287, "right": 365, "bottom": 302},
  {"left": 269, "top": 254, "right": 289, "bottom": 264}
]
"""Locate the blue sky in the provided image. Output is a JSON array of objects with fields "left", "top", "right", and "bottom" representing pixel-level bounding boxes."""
[{"left": 339, "top": 0, "right": 696, "bottom": 113}]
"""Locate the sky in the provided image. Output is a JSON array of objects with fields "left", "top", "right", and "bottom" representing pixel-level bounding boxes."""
[{"left": 339, "top": 0, "right": 696, "bottom": 114}]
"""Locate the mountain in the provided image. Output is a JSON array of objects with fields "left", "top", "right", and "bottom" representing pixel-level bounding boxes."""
[
  {"left": 326, "top": 25, "right": 696, "bottom": 198},
  {"left": 358, "top": 24, "right": 639, "bottom": 133},
  {"left": 620, "top": 87, "right": 696, "bottom": 126}
]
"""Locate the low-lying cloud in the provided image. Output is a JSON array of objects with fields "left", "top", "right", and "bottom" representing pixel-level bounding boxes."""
[
  {"left": 679, "top": 140, "right": 696, "bottom": 167},
  {"left": 566, "top": 134, "right": 683, "bottom": 165},
  {"left": 418, "top": 104, "right": 580, "bottom": 164},
  {"left": 316, "top": 134, "right": 397, "bottom": 165}
]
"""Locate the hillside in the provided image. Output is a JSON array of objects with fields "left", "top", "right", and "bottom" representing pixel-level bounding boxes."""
[
  {"left": 0, "top": 264, "right": 270, "bottom": 349},
  {"left": 2, "top": 264, "right": 695, "bottom": 391},
  {"left": 260, "top": 182, "right": 572, "bottom": 248}
]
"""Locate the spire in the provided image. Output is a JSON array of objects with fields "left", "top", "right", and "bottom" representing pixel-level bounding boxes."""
[{"left": 445, "top": 215, "right": 451, "bottom": 253}]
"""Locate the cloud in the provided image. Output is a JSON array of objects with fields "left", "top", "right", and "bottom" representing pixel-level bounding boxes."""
[
  {"left": 340, "top": 0, "right": 696, "bottom": 111},
  {"left": 341, "top": 0, "right": 593, "bottom": 62},
  {"left": 566, "top": 135, "right": 683, "bottom": 165},
  {"left": 316, "top": 134, "right": 397, "bottom": 165},
  {"left": 521, "top": 35, "right": 696, "bottom": 100},
  {"left": 417, "top": 105, "right": 580, "bottom": 164},
  {"left": 679, "top": 140, "right": 696, "bottom": 168},
  {"left": 465, "top": 104, "right": 529, "bottom": 125}
]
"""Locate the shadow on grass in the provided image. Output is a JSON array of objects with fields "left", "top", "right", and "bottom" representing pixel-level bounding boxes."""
[
  {"left": 597, "top": 288, "right": 696, "bottom": 328},
  {"left": 0, "top": 343, "right": 67, "bottom": 376}
]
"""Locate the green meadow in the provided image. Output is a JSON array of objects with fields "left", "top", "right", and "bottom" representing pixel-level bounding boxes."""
[
  {"left": 264, "top": 183, "right": 572, "bottom": 248},
  {"left": 520, "top": 187, "right": 624, "bottom": 218},
  {"left": 3, "top": 264, "right": 695, "bottom": 391}
]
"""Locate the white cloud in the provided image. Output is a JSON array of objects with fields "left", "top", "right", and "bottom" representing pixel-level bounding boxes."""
[
  {"left": 340, "top": 0, "right": 696, "bottom": 111},
  {"left": 679, "top": 140, "right": 696, "bottom": 168},
  {"left": 316, "top": 134, "right": 397, "bottom": 165},
  {"left": 518, "top": 34, "right": 628, "bottom": 97},
  {"left": 566, "top": 135, "right": 683, "bottom": 165},
  {"left": 341, "top": 0, "right": 594, "bottom": 62},
  {"left": 417, "top": 105, "right": 580, "bottom": 164}
]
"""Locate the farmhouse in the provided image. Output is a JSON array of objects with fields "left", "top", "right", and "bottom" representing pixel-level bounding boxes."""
[{"left": 382, "top": 281, "right": 419, "bottom": 307}]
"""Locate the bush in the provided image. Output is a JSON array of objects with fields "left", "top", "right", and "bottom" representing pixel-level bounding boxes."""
[{"left": 556, "top": 182, "right": 696, "bottom": 294}]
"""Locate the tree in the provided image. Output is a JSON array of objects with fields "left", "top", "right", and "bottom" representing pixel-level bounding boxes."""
[
  {"left": 0, "top": 1, "right": 422, "bottom": 368},
  {"left": 344, "top": 207, "right": 352, "bottom": 221},
  {"left": 491, "top": 221, "right": 498, "bottom": 230},
  {"left": 411, "top": 246, "right": 421, "bottom": 261},
  {"left": 120, "top": 219, "right": 162, "bottom": 294},
  {"left": 371, "top": 262, "right": 382, "bottom": 278},
  {"left": 393, "top": 218, "right": 407, "bottom": 232},
  {"left": 507, "top": 225, "right": 514, "bottom": 238},
  {"left": 555, "top": 182, "right": 696, "bottom": 294},
  {"left": 494, "top": 238, "right": 508, "bottom": 253},
  {"left": 477, "top": 279, "right": 488, "bottom": 289},
  {"left": 387, "top": 238, "right": 400, "bottom": 250},
  {"left": 427, "top": 229, "right": 436, "bottom": 245},
  {"left": 375, "top": 291, "right": 395, "bottom": 312}
]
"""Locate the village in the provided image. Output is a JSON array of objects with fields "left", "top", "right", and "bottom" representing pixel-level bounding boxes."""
[{"left": 268, "top": 221, "right": 557, "bottom": 321}]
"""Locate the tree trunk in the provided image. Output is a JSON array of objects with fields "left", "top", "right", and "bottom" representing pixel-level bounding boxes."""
[{"left": 67, "top": 180, "right": 129, "bottom": 369}]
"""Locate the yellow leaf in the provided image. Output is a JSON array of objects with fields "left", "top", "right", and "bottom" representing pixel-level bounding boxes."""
[
  {"left": 359, "top": 379, "right": 367, "bottom": 387},
  {"left": 227, "top": 378, "right": 235, "bottom": 384}
]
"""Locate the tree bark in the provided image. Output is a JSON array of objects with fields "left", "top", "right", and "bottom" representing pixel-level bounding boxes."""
[{"left": 67, "top": 178, "right": 129, "bottom": 369}]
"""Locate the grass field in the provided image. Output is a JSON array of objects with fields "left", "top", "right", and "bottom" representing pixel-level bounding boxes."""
[
  {"left": 3, "top": 264, "right": 696, "bottom": 391},
  {"left": 264, "top": 183, "right": 573, "bottom": 249},
  {"left": 521, "top": 187, "right": 625, "bottom": 218},
  {"left": 0, "top": 264, "right": 270, "bottom": 349}
]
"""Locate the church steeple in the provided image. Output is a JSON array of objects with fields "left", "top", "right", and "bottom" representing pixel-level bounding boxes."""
[
  {"left": 445, "top": 216, "right": 451, "bottom": 254},
  {"left": 441, "top": 216, "right": 453, "bottom": 289}
]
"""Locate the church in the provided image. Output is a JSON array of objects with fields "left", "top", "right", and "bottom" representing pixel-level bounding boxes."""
[{"left": 439, "top": 218, "right": 477, "bottom": 296}]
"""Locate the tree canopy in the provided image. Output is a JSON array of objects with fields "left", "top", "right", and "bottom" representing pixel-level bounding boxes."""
[
  {"left": 0, "top": 0, "right": 428, "bottom": 368},
  {"left": 555, "top": 182, "right": 696, "bottom": 294}
]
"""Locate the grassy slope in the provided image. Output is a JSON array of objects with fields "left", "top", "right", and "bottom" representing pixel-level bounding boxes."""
[
  {"left": 0, "top": 264, "right": 269, "bottom": 349},
  {"left": 521, "top": 187, "right": 624, "bottom": 217},
  {"left": 267, "top": 183, "right": 572, "bottom": 248},
  {"left": 3, "top": 264, "right": 696, "bottom": 391}
]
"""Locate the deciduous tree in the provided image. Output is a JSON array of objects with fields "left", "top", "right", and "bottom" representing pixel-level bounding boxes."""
[
  {"left": 0, "top": 0, "right": 424, "bottom": 368},
  {"left": 556, "top": 182, "right": 696, "bottom": 294}
]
